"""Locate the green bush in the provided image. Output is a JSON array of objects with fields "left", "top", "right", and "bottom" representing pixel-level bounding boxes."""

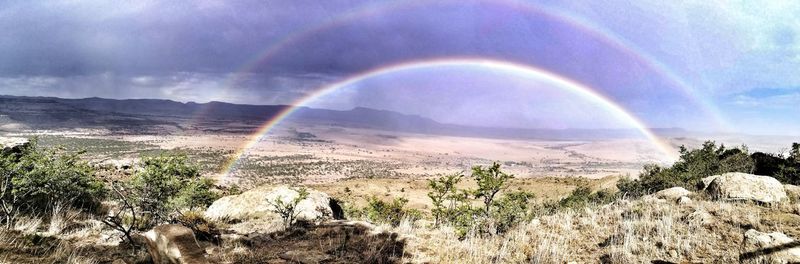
[
  {"left": 426, "top": 163, "right": 537, "bottom": 237},
  {"left": 104, "top": 152, "right": 220, "bottom": 239},
  {"left": 173, "top": 177, "right": 220, "bottom": 211},
  {"left": 490, "top": 191, "right": 535, "bottom": 234},
  {"left": 364, "top": 196, "right": 422, "bottom": 226},
  {"left": 618, "top": 141, "right": 753, "bottom": 197},
  {"left": 558, "top": 186, "right": 616, "bottom": 209},
  {"left": 0, "top": 138, "right": 105, "bottom": 226},
  {"left": 128, "top": 153, "right": 218, "bottom": 224}
]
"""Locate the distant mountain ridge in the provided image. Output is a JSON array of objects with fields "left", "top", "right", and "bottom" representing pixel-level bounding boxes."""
[{"left": 0, "top": 95, "right": 685, "bottom": 140}]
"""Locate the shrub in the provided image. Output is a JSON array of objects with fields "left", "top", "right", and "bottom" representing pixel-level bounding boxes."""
[
  {"left": 103, "top": 153, "right": 219, "bottom": 245},
  {"left": 364, "top": 196, "right": 422, "bottom": 226},
  {"left": 490, "top": 191, "right": 535, "bottom": 234},
  {"left": 173, "top": 210, "right": 220, "bottom": 243},
  {"left": 173, "top": 177, "right": 220, "bottom": 211},
  {"left": 426, "top": 163, "right": 537, "bottom": 236},
  {"left": 558, "top": 186, "right": 616, "bottom": 209},
  {"left": 0, "top": 138, "right": 105, "bottom": 226},
  {"left": 129, "top": 154, "right": 199, "bottom": 223}
]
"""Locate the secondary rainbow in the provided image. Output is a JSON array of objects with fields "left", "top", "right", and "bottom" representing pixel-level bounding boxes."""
[
  {"left": 221, "top": 58, "right": 680, "bottom": 176},
  {"left": 214, "top": 0, "right": 729, "bottom": 131}
]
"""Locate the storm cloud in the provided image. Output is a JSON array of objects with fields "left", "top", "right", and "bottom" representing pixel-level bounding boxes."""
[{"left": 1, "top": 0, "right": 799, "bottom": 134}]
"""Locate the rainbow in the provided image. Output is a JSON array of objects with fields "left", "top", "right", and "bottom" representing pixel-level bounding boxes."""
[
  {"left": 221, "top": 58, "right": 680, "bottom": 176},
  {"left": 214, "top": 0, "right": 729, "bottom": 131}
]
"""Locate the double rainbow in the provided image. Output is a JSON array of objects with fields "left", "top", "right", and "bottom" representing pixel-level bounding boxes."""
[{"left": 220, "top": 58, "right": 681, "bottom": 176}]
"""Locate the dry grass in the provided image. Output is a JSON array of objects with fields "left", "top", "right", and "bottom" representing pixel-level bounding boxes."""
[
  {"left": 47, "top": 204, "right": 81, "bottom": 236},
  {"left": 12, "top": 216, "right": 42, "bottom": 235},
  {"left": 391, "top": 196, "right": 800, "bottom": 263}
]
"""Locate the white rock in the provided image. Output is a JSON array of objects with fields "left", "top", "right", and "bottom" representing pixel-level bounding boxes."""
[
  {"left": 204, "top": 185, "right": 336, "bottom": 223},
  {"left": 784, "top": 184, "right": 800, "bottom": 203},
  {"left": 677, "top": 196, "right": 692, "bottom": 205},
  {"left": 706, "top": 173, "right": 787, "bottom": 203},
  {"left": 655, "top": 187, "right": 692, "bottom": 200}
]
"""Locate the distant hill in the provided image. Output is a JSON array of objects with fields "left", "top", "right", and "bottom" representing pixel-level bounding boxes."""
[{"left": 0, "top": 95, "right": 684, "bottom": 140}]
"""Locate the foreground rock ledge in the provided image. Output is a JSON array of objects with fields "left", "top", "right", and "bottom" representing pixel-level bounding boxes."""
[
  {"left": 142, "top": 224, "right": 208, "bottom": 264},
  {"left": 742, "top": 229, "right": 800, "bottom": 264}
]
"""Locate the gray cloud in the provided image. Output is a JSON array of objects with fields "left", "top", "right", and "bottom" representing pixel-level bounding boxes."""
[{"left": 1, "top": 0, "right": 799, "bottom": 133}]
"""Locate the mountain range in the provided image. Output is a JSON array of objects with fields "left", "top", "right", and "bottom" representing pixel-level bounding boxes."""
[{"left": 0, "top": 95, "right": 685, "bottom": 140}]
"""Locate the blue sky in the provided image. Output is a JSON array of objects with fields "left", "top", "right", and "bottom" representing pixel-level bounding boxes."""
[{"left": 0, "top": 0, "right": 798, "bottom": 135}]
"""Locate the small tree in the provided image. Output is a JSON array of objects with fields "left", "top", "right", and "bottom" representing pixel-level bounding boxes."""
[
  {"left": 472, "top": 162, "right": 513, "bottom": 217},
  {"left": 427, "top": 173, "right": 464, "bottom": 226},
  {"left": 101, "top": 181, "right": 139, "bottom": 246},
  {"left": 104, "top": 153, "right": 219, "bottom": 238},
  {"left": 267, "top": 187, "right": 309, "bottom": 228}
]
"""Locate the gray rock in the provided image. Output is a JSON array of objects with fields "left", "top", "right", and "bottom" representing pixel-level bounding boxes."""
[
  {"left": 698, "top": 175, "right": 720, "bottom": 191},
  {"left": 742, "top": 229, "right": 800, "bottom": 264},
  {"left": 706, "top": 173, "right": 787, "bottom": 203}
]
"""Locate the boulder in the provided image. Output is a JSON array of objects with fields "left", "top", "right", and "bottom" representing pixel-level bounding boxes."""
[
  {"left": 742, "top": 229, "right": 800, "bottom": 263},
  {"left": 677, "top": 196, "right": 692, "bottom": 205},
  {"left": 204, "top": 186, "right": 338, "bottom": 223},
  {"left": 0, "top": 138, "right": 28, "bottom": 155},
  {"left": 655, "top": 187, "right": 691, "bottom": 200},
  {"left": 784, "top": 184, "right": 800, "bottom": 203},
  {"left": 142, "top": 224, "right": 208, "bottom": 264},
  {"left": 698, "top": 175, "right": 720, "bottom": 191},
  {"left": 705, "top": 173, "right": 787, "bottom": 203}
]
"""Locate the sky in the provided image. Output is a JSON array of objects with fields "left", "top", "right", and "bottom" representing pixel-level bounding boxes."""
[{"left": 0, "top": 0, "right": 798, "bottom": 135}]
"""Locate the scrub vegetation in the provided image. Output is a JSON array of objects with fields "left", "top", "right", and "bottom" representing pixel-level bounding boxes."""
[{"left": 1, "top": 138, "right": 800, "bottom": 263}]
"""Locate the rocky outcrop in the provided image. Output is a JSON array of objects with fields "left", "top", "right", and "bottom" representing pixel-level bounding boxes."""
[
  {"left": 705, "top": 173, "right": 787, "bottom": 203},
  {"left": 655, "top": 187, "right": 691, "bottom": 200},
  {"left": 784, "top": 184, "right": 800, "bottom": 203},
  {"left": 204, "top": 186, "right": 339, "bottom": 223},
  {"left": 0, "top": 137, "right": 28, "bottom": 150},
  {"left": 698, "top": 175, "right": 721, "bottom": 191},
  {"left": 742, "top": 229, "right": 800, "bottom": 264},
  {"left": 142, "top": 224, "right": 208, "bottom": 264}
]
